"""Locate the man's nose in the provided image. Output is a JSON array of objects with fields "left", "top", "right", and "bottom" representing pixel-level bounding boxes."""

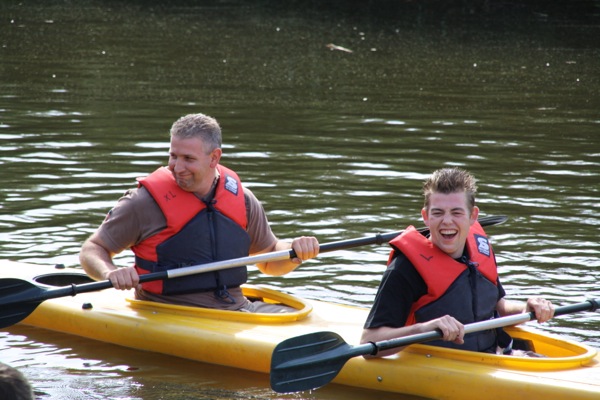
[{"left": 171, "top": 158, "right": 184, "bottom": 172}]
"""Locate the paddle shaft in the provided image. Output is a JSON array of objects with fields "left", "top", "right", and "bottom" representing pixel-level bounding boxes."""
[
  {"left": 371, "top": 298, "right": 600, "bottom": 354},
  {"left": 0, "top": 215, "right": 506, "bottom": 306},
  {"left": 168, "top": 214, "right": 505, "bottom": 279}
]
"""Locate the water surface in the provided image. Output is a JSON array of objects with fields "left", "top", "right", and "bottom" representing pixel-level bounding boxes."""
[{"left": 1, "top": 1, "right": 599, "bottom": 398}]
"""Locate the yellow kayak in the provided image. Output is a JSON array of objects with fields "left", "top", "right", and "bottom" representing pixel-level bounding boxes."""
[{"left": 4, "top": 260, "right": 600, "bottom": 400}]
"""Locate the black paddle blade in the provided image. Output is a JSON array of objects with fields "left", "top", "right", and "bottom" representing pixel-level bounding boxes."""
[
  {"left": 0, "top": 279, "right": 46, "bottom": 329},
  {"left": 479, "top": 214, "right": 508, "bottom": 226},
  {"left": 270, "top": 331, "right": 354, "bottom": 393}
]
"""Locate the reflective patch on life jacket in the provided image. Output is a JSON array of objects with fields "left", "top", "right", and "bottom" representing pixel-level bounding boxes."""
[
  {"left": 475, "top": 234, "right": 491, "bottom": 257},
  {"left": 224, "top": 174, "right": 239, "bottom": 195}
]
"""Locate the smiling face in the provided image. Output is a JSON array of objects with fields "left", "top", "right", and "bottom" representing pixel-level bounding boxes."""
[
  {"left": 167, "top": 135, "right": 221, "bottom": 196},
  {"left": 421, "top": 191, "right": 479, "bottom": 259}
]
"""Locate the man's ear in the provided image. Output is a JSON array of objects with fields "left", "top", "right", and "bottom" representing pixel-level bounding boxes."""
[
  {"left": 470, "top": 206, "right": 480, "bottom": 225},
  {"left": 421, "top": 207, "right": 429, "bottom": 226},
  {"left": 210, "top": 148, "right": 222, "bottom": 167}
]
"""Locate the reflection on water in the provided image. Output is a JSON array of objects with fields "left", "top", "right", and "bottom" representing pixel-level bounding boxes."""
[
  {"left": 1, "top": 1, "right": 599, "bottom": 399},
  {"left": 2, "top": 325, "right": 426, "bottom": 400}
]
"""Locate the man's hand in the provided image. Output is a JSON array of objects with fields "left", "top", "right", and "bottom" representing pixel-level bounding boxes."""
[
  {"left": 106, "top": 266, "right": 140, "bottom": 290},
  {"left": 526, "top": 297, "right": 555, "bottom": 323},
  {"left": 422, "top": 315, "right": 465, "bottom": 344},
  {"left": 290, "top": 236, "right": 320, "bottom": 264}
]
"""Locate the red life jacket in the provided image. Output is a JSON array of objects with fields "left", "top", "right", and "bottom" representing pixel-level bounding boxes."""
[
  {"left": 132, "top": 165, "right": 250, "bottom": 295},
  {"left": 388, "top": 222, "right": 499, "bottom": 352}
]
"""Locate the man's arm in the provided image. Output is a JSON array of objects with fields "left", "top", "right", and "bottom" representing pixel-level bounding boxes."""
[
  {"left": 360, "top": 315, "right": 465, "bottom": 358},
  {"left": 80, "top": 233, "right": 139, "bottom": 290},
  {"left": 496, "top": 297, "right": 555, "bottom": 323},
  {"left": 254, "top": 236, "right": 319, "bottom": 276}
]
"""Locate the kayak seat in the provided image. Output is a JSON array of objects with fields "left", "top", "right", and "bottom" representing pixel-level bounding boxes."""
[{"left": 512, "top": 337, "right": 535, "bottom": 352}]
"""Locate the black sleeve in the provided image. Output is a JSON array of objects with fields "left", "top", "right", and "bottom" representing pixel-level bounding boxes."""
[
  {"left": 496, "top": 277, "right": 506, "bottom": 300},
  {"left": 363, "top": 252, "right": 428, "bottom": 329}
]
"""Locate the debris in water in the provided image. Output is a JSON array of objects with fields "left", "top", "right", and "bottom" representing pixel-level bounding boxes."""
[{"left": 326, "top": 43, "right": 353, "bottom": 53}]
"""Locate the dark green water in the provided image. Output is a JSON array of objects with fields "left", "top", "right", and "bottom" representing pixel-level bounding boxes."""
[{"left": 1, "top": 1, "right": 599, "bottom": 398}]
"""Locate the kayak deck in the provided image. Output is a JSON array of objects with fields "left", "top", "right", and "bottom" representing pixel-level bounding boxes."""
[{"left": 5, "top": 261, "right": 600, "bottom": 399}]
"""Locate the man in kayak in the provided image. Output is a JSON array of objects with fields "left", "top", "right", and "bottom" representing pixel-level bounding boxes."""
[
  {"left": 361, "top": 167, "right": 555, "bottom": 356},
  {"left": 79, "top": 113, "right": 319, "bottom": 312}
]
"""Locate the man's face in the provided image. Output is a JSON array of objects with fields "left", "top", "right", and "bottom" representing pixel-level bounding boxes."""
[
  {"left": 168, "top": 136, "right": 220, "bottom": 194},
  {"left": 421, "top": 191, "right": 479, "bottom": 259}
]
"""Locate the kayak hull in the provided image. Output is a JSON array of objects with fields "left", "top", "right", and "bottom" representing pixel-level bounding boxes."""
[{"left": 5, "top": 261, "right": 600, "bottom": 399}]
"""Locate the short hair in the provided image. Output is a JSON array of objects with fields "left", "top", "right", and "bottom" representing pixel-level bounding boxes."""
[
  {"left": 0, "top": 363, "right": 34, "bottom": 400},
  {"left": 169, "top": 113, "right": 222, "bottom": 153},
  {"left": 423, "top": 167, "right": 477, "bottom": 211}
]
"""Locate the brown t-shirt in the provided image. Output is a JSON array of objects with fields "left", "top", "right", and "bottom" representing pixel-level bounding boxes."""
[{"left": 96, "top": 183, "right": 278, "bottom": 309}]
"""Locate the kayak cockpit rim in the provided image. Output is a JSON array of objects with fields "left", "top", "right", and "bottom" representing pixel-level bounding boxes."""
[
  {"left": 126, "top": 284, "right": 313, "bottom": 323},
  {"left": 404, "top": 326, "right": 598, "bottom": 371},
  {"left": 32, "top": 272, "right": 313, "bottom": 323}
]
